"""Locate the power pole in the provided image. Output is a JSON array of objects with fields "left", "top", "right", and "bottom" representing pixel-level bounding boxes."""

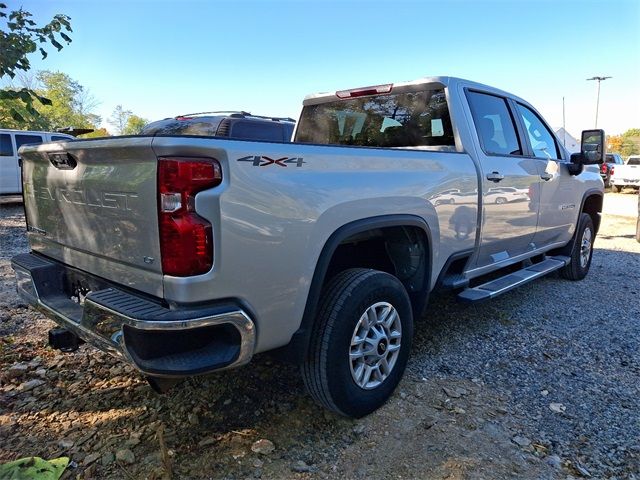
[{"left": 586, "top": 76, "right": 611, "bottom": 128}]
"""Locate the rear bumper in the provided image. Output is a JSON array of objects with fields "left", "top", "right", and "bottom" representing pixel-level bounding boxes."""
[
  {"left": 610, "top": 177, "right": 640, "bottom": 186},
  {"left": 11, "top": 253, "right": 255, "bottom": 378}
]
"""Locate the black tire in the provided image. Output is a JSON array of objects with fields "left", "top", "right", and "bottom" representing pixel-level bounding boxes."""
[
  {"left": 615, "top": 185, "right": 623, "bottom": 193},
  {"left": 560, "top": 213, "right": 595, "bottom": 281},
  {"left": 301, "top": 268, "right": 413, "bottom": 418},
  {"left": 495, "top": 197, "right": 507, "bottom": 205}
]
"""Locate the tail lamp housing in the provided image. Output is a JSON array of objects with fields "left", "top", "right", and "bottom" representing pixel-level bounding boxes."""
[{"left": 158, "top": 157, "right": 222, "bottom": 276}]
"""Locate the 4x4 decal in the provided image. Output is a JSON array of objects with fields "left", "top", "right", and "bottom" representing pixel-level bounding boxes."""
[{"left": 237, "top": 155, "right": 305, "bottom": 167}]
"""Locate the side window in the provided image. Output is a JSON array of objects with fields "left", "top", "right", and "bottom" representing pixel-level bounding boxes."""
[
  {"left": 467, "top": 91, "right": 522, "bottom": 156},
  {"left": 516, "top": 104, "right": 560, "bottom": 160},
  {"left": 0, "top": 134, "right": 13, "bottom": 156},
  {"left": 15, "top": 134, "right": 44, "bottom": 150},
  {"left": 51, "top": 135, "right": 71, "bottom": 142}
]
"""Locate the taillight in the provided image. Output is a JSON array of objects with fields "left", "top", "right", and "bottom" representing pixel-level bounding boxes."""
[
  {"left": 610, "top": 166, "right": 615, "bottom": 175},
  {"left": 158, "top": 157, "right": 222, "bottom": 276},
  {"left": 336, "top": 84, "right": 393, "bottom": 98}
]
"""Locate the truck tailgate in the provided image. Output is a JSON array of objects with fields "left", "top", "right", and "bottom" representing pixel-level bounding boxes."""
[{"left": 20, "top": 137, "right": 164, "bottom": 297}]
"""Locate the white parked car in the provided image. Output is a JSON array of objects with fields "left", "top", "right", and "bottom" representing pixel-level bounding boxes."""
[
  {"left": 485, "top": 187, "right": 529, "bottom": 204},
  {"left": 0, "top": 129, "right": 75, "bottom": 195},
  {"left": 610, "top": 155, "right": 640, "bottom": 193}
]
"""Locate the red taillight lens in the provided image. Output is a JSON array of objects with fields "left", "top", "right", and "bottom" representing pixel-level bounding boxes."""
[
  {"left": 158, "top": 157, "right": 222, "bottom": 276},
  {"left": 601, "top": 164, "right": 607, "bottom": 173},
  {"left": 610, "top": 165, "right": 615, "bottom": 175},
  {"left": 336, "top": 83, "right": 393, "bottom": 98}
]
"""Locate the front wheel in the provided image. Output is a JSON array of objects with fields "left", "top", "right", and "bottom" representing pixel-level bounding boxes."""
[
  {"left": 560, "top": 213, "right": 595, "bottom": 281},
  {"left": 614, "top": 185, "right": 623, "bottom": 193},
  {"left": 301, "top": 268, "right": 413, "bottom": 418}
]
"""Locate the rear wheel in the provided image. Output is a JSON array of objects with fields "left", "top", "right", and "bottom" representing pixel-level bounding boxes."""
[
  {"left": 615, "top": 185, "right": 623, "bottom": 193},
  {"left": 301, "top": 268, "right": 413, "bottom": 418},
  {"left": 560, "top": 213, "right": 595, "bottom": 281}
]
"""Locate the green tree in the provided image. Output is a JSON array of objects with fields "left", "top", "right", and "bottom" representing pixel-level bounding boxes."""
[
  {"left": 36, "top": 70, "right": 101, "bottom": 129},
  {"left": 0, "top": 3, "right": 72, "bottom": 123},
  {"left": 620, "top": 128, "right": 640, "bottom": 157},
  {"left": 0, "top": 70, "right": 101, "bottom": 130},
  {"left": 80, "top": 127, "right": 110, "bottom": 138},
  {"left": 122, "top": 114, "right": 148, "bottom": 135},
  {"left": 607, "top": 135, "right": 623, "bottom": 154},
  {"left": 108, "top": 105, "right": 132, "bottom": 135}
]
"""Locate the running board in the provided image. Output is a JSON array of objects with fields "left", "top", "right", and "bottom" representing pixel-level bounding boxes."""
[{"left": 457, "top": 256, "right": 570, "bottom": 303}]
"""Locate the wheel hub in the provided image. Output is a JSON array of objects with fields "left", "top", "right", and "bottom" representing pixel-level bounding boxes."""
[
  {"left": 349, "top": 301, "right": 402, "bottom": 390},
  {"left": 580, "top": 226, "right": 592, "bottom": 269}
]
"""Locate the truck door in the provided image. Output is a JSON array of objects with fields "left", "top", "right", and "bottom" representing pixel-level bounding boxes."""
[
  {"left": 514, "top": 102, "right": 579, "bottom": 246},
  {"left": 466, "top": 91, "right": 541, "bottom": 269}
]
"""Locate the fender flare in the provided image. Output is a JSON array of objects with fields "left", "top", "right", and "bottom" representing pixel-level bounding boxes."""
[
  {"left": 555, "top": 188, "right": 603, "bottom": 258},
  {"left": 285, "top": 214, "right": 433, "bottom": 363},
  {"left": 580, "top": 188, "right": 604, "bottom": 232}
]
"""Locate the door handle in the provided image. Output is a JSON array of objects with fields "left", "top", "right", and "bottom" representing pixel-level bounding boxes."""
[
  {"left": 540, "top": 172, "right": 553, "bottom": 181},
  {"left": 486, "top": 172, "right": 504, "bottom": 182}
]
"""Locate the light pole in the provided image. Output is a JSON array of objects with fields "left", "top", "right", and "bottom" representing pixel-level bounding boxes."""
[{"left": 586, "top": 76, "right": 611, "bottom": 128}]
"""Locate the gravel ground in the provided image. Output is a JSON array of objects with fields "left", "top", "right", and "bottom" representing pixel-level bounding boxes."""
[{"left": 1, "top": 193, "right": 639, "bottom": 479}]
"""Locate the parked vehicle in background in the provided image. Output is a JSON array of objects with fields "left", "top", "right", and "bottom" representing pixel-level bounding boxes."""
[
  {"left": 13, "top": 77, "right": 605, "bottom": 418},
  {"left": 600, "top": 153, "right": 624, "bottom": 188},
  {"left": 610, "top": 155, "right": 640, "bottom": 192},
  {"left": 0, "top": 129, "right": 75, "bottom": 195},
  {"left": 141, "top": 111, "right": 296, "bottom": 142}
]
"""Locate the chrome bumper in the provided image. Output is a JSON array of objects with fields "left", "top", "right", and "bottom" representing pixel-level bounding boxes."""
[{"left": 12, "top": 253, "right": 256, "bottom": 377}]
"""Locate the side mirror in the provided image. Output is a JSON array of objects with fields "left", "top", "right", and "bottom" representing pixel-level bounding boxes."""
[{"left": 571, "top": 129, "right": 606, "bottom": 166}]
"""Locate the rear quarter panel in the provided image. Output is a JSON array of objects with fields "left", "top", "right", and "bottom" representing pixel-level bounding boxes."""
[{"left": 152, "top": 137, "right": 478, "bottom": 352}]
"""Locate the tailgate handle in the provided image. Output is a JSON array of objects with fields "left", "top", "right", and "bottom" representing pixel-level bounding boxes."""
[{"left": 48, "top": 152, "right": 77, "bottom": 170}]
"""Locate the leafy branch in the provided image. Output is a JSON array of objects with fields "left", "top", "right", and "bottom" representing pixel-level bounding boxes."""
[{"left": 0, "top": 2, "right": 72, "bottom": 123}]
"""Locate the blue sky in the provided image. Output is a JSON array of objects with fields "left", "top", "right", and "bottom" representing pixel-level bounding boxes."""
[{"left": 6, "top": 0, "right": 640, "bottom": 136}]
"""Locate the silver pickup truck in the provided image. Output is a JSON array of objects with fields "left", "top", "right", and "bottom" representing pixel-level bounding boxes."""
[{"left": 12, "top": 77, "right": 605, "bottom": 418}]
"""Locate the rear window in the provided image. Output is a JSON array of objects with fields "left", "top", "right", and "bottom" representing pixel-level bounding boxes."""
[
  {"left": 295, "top": 89, "right": 455, "bottom": 148},
  {"left": 230, "top": 121, "right": 284, "bottom": 142},
  {"left": 0, "top": 134, "right": 13, "bottom": 156},
  {"left": 15, "top": 134, "right": 43, "bottom": 150},
  {"left": 140, "top": 119, "right": 220, "bottom": 136}
]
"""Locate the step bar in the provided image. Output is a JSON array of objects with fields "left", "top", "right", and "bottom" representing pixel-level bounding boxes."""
[{"left": 457, "top": 256, "right": 570, "bottom": 303}]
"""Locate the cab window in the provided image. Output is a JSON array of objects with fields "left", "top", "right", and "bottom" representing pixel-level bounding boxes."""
[
  {"left": 466, "top": 91, "right": 522, "bottom": 156},
  {"left": 296, "top": 89, "right": 455, "bottom": 148},
  {"left": 516, "top": 104, "right": 560, "bottom": 160}
]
